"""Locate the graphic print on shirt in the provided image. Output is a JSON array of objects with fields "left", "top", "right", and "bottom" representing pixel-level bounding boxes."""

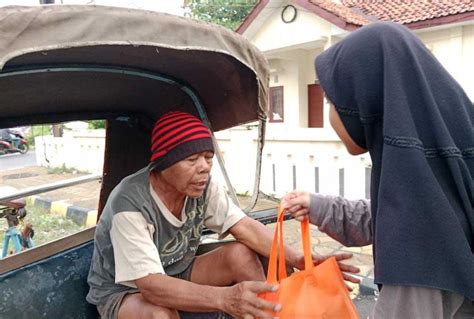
[{"left": 160, "top": 204, "right": 205, "bottom": 268}]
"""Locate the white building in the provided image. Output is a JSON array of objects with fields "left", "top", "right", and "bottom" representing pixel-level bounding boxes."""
[{"left": 214, "top": 0, "right": 474, "bottom": 200}]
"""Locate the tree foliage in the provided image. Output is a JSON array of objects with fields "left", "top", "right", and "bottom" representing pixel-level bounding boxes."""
[
  {"left": 185, "top": 0, "right": 257, "bottom": 30},
  {"left": 88, "top": 120, "right": 106, "bottom": 129}
]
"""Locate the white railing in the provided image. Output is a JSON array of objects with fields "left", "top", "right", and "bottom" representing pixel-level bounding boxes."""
[{"left": 213, "top": 127, "right": 372, "bottom": 200}]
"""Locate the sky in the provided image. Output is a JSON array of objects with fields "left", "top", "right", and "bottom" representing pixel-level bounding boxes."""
[{"left": 0, "top": 0, "right": 185, "bottom": 15}]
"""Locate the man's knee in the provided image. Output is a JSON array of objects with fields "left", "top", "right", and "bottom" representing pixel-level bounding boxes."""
[
  {"left": 145, "top": 307, "right": 179, "bottom": 319},
  {"left": 118, "top": 293, "right": 179, "bottom": 319},
  {"left": 125, "top": 305, "right": 179, "bottom": 319},
  {"left": 225, "top": 242, "right": 263, "bottom": 273}
]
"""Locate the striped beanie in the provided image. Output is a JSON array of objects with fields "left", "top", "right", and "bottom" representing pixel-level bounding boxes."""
[{"left": 150, "top": 111, "right": 214, "bottom": 171}]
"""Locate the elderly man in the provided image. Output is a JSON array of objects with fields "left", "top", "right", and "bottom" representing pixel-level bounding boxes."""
[{"left": 87, "top": 111, "right": 358, "bottom": 319}]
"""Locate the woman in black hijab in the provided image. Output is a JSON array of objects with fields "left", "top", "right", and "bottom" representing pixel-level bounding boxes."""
[{"left": 282, "top": 22, "right": 473, "bottom": 318}]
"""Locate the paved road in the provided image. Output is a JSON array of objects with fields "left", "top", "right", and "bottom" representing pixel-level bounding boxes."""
[
  {"left": 0, "top": 149, "right": 36, "bottom": 170},
  {"left": 354, "top": 294, "right": 377, "bottom": 318}
]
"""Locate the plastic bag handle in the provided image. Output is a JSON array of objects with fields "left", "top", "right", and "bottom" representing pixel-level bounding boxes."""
[
  {"left": 267, "top": 206, "right": 286, "bottom": 283},
  {"left": 301, "top": 215, "right": 313, "bottom": 271},
  {"left": 267, "top": 206, "right": 313, "bottom": 283}
]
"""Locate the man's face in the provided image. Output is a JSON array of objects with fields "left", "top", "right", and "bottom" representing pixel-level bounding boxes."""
[{"left": 160, "top": 151, "right": 214, "bottom": 198}]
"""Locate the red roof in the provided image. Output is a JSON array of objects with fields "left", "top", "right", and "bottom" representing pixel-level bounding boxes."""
[
  {"left": 314, "top": 0, "right": 474, "bottom": 25},
  {"left": 238, "top": 0, "right": 474, "bottom": 33},
  {"left": 309, "top": 0, "right": 371, "bottom": 26}
]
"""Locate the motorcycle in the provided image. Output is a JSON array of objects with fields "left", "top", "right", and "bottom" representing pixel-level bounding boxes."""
[
  {"left": 0, "top": 198, "right": 35, "bottom": 258},
  {"left": 0, "top": 130, "right": 29, "bottom": 155}
]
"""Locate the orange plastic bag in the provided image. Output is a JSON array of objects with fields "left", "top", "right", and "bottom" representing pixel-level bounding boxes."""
[{"left": 259, "top": 206, "right": 360, "bottom": 318}]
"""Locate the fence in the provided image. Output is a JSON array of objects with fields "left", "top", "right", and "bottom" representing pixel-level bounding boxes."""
[
  {"left": 34, "top": 128, "right": 372, "bottom": 200},
  {"left": 214, "top": 128, "right": 372, "bottom": 200}
]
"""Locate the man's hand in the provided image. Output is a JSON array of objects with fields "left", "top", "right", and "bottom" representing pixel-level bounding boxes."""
[
  {"left": 281, "top": 191, "right": 311, "bottom": 221},
  {"left": 293, "top": 252, "right": 360, "bottom": 290},
  {"left": 219, "top": 281, "right": 281, "bottom": 319}
]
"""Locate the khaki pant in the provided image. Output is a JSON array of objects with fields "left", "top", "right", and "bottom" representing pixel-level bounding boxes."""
[
  {"left": 97, "top": 259, "right": 195, "bottom": 318},
  {"left": 372, "top": 285, "right": 474, "bottom": 319}
]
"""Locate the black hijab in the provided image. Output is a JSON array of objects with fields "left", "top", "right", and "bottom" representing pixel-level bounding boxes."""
[{"left": 316, "top": 22, "right": 474, "bottom": 299}]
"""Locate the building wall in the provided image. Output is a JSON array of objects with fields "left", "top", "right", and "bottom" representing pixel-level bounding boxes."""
[
  {"left": 251, "top": 5, "right": 332, "bottom": 52},
  {"left": 418, "top": 24, "right": 474, "bottom": 100},
  {"left": 233, "top": 5, "right": 474, "bottom": 201}
]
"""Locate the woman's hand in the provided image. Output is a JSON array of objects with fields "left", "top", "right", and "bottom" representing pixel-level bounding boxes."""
[
  {"left": 282, "top": 192, "right": 361, "bottom": 290},
  {"left": 281, "top": 191, "right": 311, "bottom": 221},
  {"left": 293, "top": 252, "right": 360, "bottom": 290}
]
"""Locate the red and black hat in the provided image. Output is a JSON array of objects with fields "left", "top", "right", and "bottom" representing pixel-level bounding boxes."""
[{"left": 150, "top": 111, "right": 214, "bottom": 171}]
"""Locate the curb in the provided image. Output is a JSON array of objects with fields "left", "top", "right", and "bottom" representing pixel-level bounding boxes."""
[{"left": 28, "top": 195, "right": 97, "bottom": 227}]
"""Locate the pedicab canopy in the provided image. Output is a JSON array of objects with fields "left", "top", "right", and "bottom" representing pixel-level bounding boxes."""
[
  {"left": 0, "top": 5, "right": 269, "bottom": 131},
  {"left": 0, "top": 5, "right": 269, "bottom": 212},
  {"left": 0, "top": 7, "right": 271, "bottom": 317}
]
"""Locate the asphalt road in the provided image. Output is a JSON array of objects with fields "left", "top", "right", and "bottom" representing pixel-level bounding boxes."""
[
  {"left": 0, "top": 149, "right": 36, "bottom": 170},
  {"left": 354, "top": 294, "right": 377, "bottom": 318}
]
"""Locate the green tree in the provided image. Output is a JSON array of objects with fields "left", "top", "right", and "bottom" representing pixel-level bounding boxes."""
[
  {"left": 185, "top": 0, "right": 257, "bottom": 30},
  {"left": 88, "top": 120, "right": 106, "bottom": 129}
]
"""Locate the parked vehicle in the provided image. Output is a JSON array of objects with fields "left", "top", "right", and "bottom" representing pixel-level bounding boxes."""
[
  {"left": 0, "top": 129, "right": 29, "bottom": 155},
  {"left": 0, "top": 5, "right": 271, "bottom": 318}
]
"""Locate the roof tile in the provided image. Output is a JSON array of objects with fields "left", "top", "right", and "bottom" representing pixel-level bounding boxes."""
[{"left": 309, "top": 0, "right": 474, "bottom": 26}]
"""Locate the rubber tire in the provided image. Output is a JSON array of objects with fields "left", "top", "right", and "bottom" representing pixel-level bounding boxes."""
[{"left": 18, "top": 143, "right": 29, "bottom": 154}]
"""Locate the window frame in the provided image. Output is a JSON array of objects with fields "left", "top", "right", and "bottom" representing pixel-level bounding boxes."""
[{"left": 269, "top": 86, "right": 284, "bottom": 123}]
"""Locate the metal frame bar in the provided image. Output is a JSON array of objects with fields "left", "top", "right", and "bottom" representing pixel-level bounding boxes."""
[
  {"left": 242, "top": 118, "right": 266, "bottom": 212},
  {"left": 0, "top": 174, "right": 102, "bottom": 203}
]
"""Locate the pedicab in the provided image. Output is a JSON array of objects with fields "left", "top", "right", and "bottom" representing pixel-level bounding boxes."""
[{"left": 0, "top": 5, "right": 277, "bottom": 318}]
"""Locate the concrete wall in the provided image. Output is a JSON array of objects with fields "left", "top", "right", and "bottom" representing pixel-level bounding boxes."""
[
  {"left": 418, "top": 24, "right": 474, "bottom": 100},
  {"left": 35, "top": 130, "right": 105, "bottom": 174}
]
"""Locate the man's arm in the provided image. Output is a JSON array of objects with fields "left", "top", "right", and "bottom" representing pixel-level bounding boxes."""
[
  {"left": 228, "top": 216, "right": 302, "bottom": 269},
  {"left": 202, "top": 176, "right": 299, "bottom": 268},
  {"left": 204, "top": 181, "right": 358, "bottom": 274},
  {"left": 135, "top": 274, "right": 222, "bottom": 312},
  {"left": 229, "top": 214, "right": 361, "bottom": 283}
]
